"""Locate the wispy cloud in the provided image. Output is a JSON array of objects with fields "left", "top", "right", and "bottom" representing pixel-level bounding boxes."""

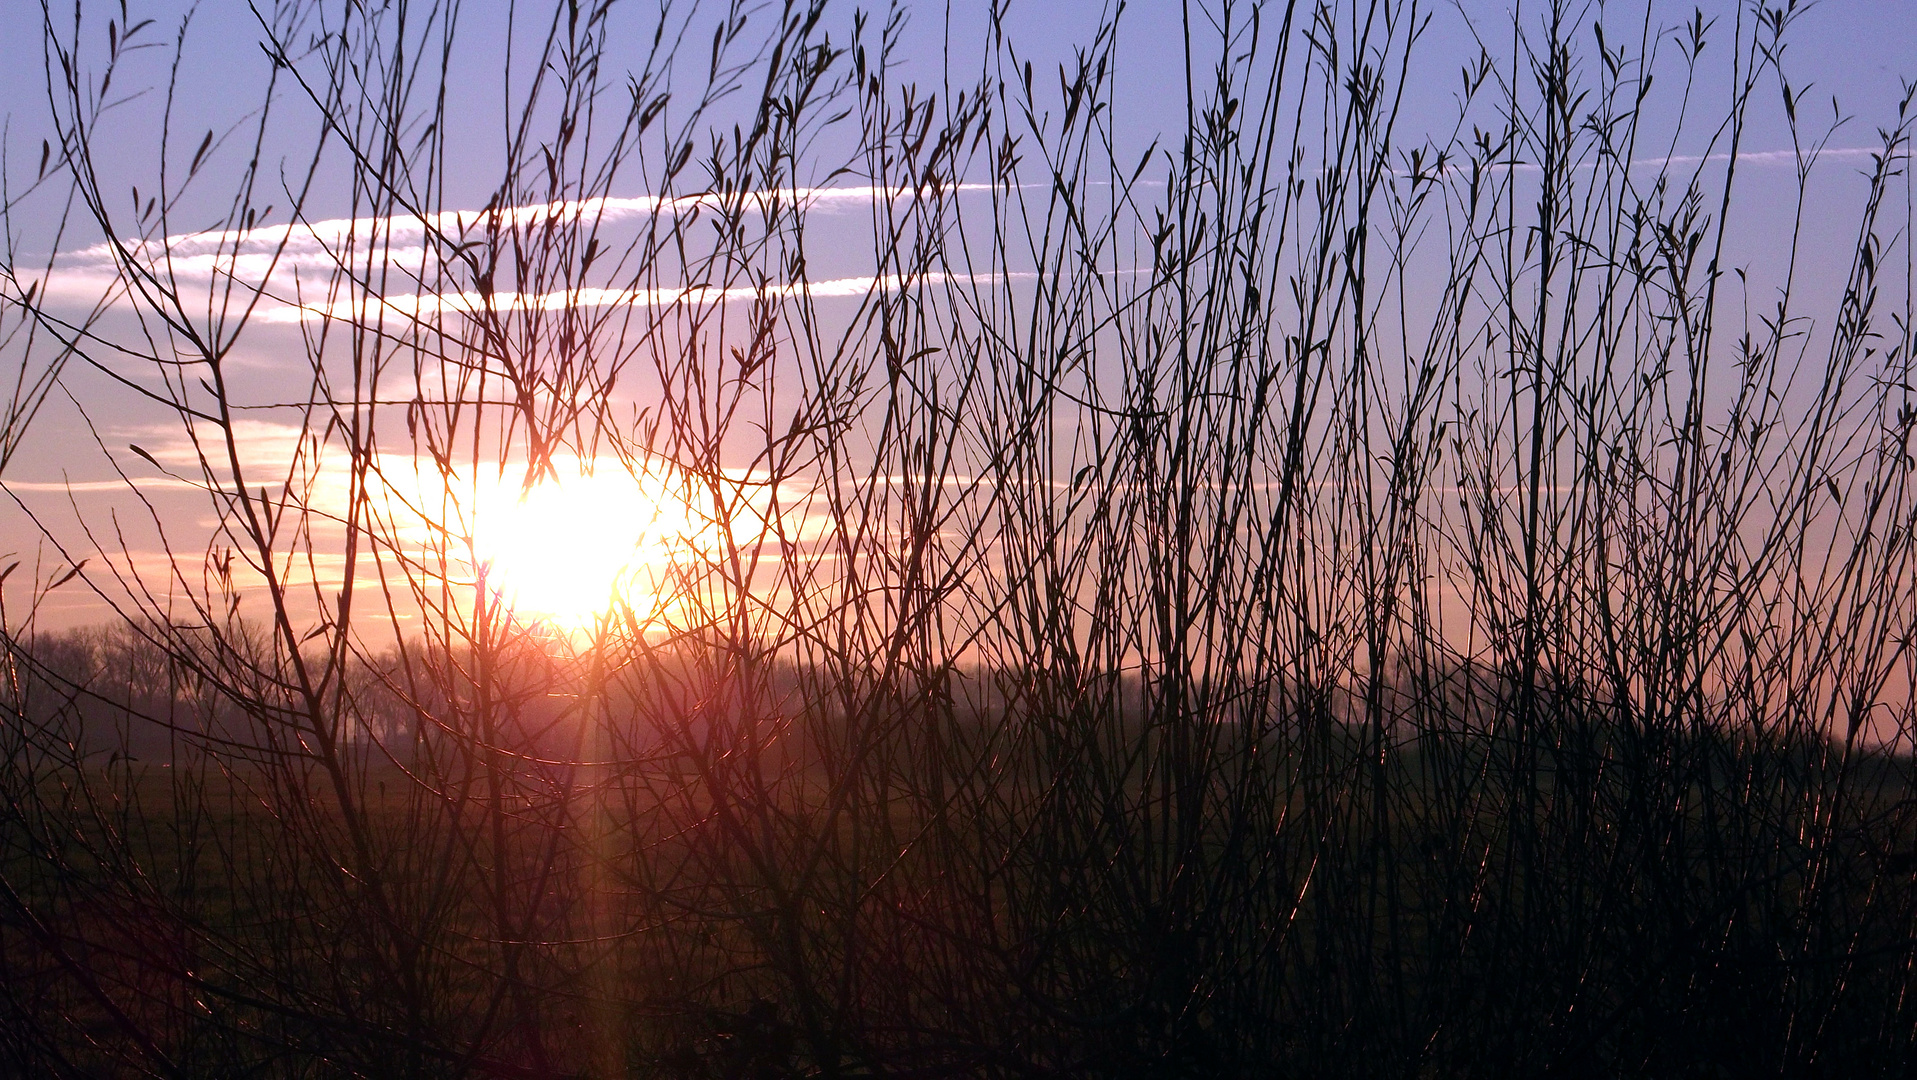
[
  {"left": 40, "top": 144, "right": 1892, "bottom": 328},
  {"left": 34, "top": 181, "right": 1011, "bottom": 327},
  {"left": 74, "top": 182, "right": 992, "bottom": 263},
  {"left": 257, "top": 271, "right": 1018, "bottom": 324},
  {"left": 1624, "top": 145, "right": 1898, "bottom": 171},
  {"left": 3, "top": 478, "right": 195, "bottom": 493}
]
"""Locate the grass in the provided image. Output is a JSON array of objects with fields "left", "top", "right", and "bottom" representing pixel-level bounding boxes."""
[{"left": 9, "top": 639, "right": 1916, "bottom": 1076}]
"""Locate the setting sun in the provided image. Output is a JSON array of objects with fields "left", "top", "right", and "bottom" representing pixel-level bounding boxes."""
[{"left": 469, "top": 463, "right": 703, "bottom": 628}]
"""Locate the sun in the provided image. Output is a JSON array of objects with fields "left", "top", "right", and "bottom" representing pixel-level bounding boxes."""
[{"left": 470, "top": 462, "right": 703, "bottom": 629}]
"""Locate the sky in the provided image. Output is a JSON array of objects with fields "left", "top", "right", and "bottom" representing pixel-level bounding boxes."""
[{"left": 3, "top": 0, "right": 1915, "bottom": 632}]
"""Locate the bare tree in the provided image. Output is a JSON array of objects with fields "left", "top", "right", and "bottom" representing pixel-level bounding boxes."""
[{"left": 2, "top": 0, "right": 1916, "bottom": 1076}]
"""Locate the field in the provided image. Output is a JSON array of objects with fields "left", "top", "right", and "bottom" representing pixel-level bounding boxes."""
[{"left": 4, "top": 632, "right": 1916, "bottom": 1076}]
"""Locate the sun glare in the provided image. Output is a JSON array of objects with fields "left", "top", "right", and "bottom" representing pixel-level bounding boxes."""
[{"left": 470, "top": 464, "right": 703, "bottom": 629}]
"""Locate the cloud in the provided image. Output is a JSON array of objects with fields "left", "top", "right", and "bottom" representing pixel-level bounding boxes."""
[
  {"left": 42, "top": 141, "right": 1887, "bottom": 325},
  {"left": 73, "top": 182, "right": 989, "bottom": 261},
  {"left": 55, "top": 181, "right": 990, "bottom": 279},
  {"left": 1636, "top": 146, "right": 1891, "bottom": 169},
  {"left": 3, "top": 478, "right": 195, "bottom": 493},
  {"left": 255, "top": 270, "right": 1015, "bottom": 324}
]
